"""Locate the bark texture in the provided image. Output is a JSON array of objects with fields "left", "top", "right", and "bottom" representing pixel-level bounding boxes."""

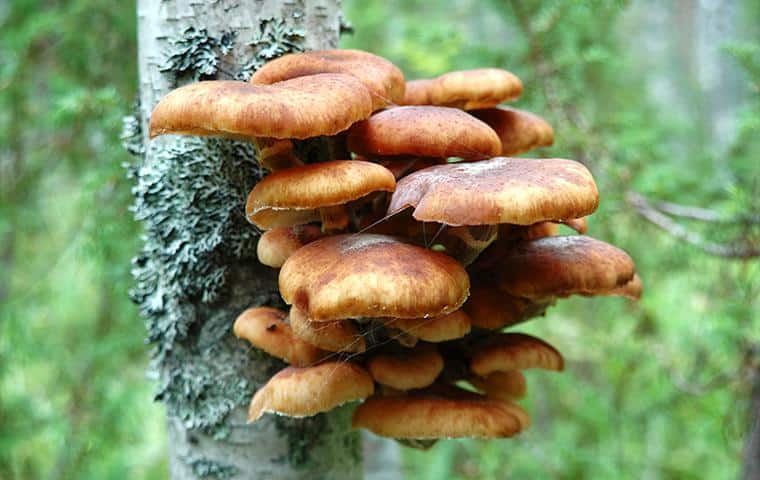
[{"left": 131, "top": 1, "right": 362, "bottom": 478}]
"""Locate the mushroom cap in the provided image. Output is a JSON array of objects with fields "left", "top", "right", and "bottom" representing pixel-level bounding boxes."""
[
  {"left": 346, "top": 106, "right": 501, "bottom": 161},
  {"left": 246, "top": 160, "right": 396, "bottom": 229},
  {"left": 470, "top": 371, "right": 527, "bottom": 401},
  {"left": 385, "top": 310, "right": 472, "bottom": 343},
  {"left": 289, "top": 306, "right": 366, "bottom": 353},
  {"left": 603, "top": 273, "right": 643, "bottom": 300},
  {"left": 402, "top": 68, "right": 523, "bottom": 109},
  {"left": 470, "top": 107, "right": 554, "bottom": 155},
  {"left": 367, "top": 344, "right": 444, "bottom": 390},
  {"left": 493, "top": 235, "right": 637, "bottom": 298},
  {"left": 250, "top": 49, "right": 405, "bottom": 110},
  {"left": 463, "top": 281, "right": 551, "bottom": 329},
  {"left": 279, "top": 234, "right": 470, "bottom": 321},
  {"left": 256, "top": 225, "right": 324, "bottom": 268},
  {"left": 387, "top": 157, "right": 599, "bottom": 226},
  {"left": 248, "top": 361, "right": 374, "bottom": 421},
  {"left": 470, "top": 333, "right": 564, "bottom": 376},
  {"left": 352, "top": 393, "right": 527, "bottom": 439},
  {"left": 149, "top": 74, "right": 373, "bottom": 140},
  {"left": 233, "top": 307, "right": 326, "bottom": 367}
]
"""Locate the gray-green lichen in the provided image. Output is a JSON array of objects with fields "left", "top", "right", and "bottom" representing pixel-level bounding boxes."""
[
  {"left": 236, "top": 17, "right": 305, "bottom": 80},
  {"left": 182, "top": 456, "right": 239, "bottom": 480},
  {"left": 161, "top": 27, "right": 236, "bottom": 81}
]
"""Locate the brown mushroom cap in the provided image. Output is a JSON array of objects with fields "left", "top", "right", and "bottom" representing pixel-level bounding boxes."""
[
  {"left": 346, "top": 106, "right": 501, "bottom": 161},
  {"left": 385, "top": 310, "right": 471, "bottom": 342},
  {"left": 233, "top": 307, "right": 327, "bottom": 367},
  {"left": 279, "top": 234, "right": 470, "bottom": 321},
  {"left": 256, "top": 225, "right": 324, "bottom": 268},
  {"left": 470, "top": 107, "right": 554, "bottom": 155},
  {"left": 493, "top": 235, "right": 636, "bottom": 298},
  {"left": 248, "top": 361, "right": 374, "bottom": 421},
  {"left": 470, "top": 333, "right": 564, "bottom": 376},
  {"left": 387, "top": 157, "right": 599, "bottom": 226},
  {"left": 603, "top": 273, "right": 643, "bottom": 300},
  {"left": 149, "top": 74, "right": 373, "bottom": 140},
  {"left": 402, "top": 68, "right": 523, "bottom": 109},
  {"left": 463, "top": 282, "right": 552, "bottom": 329},
  {"left": 246, "top": 160, "right": 396, "bottom": 229},
  {"left": 367, "top": 344, "right": 444, "bottom": 390},
  {"left": 470, "top": 371, "right": 527, "bottom": 401},
  {"left": 289, "top": 306, "right": 366, "bottom": 353},
  {"left": 352, "top": 393, "right": 527, "bottom": 438},
  {"left": 250, "top": 49, "right": 405, "bottom": 110}
]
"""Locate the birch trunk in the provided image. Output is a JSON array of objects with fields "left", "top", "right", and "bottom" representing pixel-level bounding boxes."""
[{"left": 132, "top": 1, "right": 363, "bottom": 478}]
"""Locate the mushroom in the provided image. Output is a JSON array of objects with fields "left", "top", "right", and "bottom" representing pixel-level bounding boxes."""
[
  {"left": 462, "top": 280, "right": 553, "bottom": 330},
  {"left": 289, "top": 305, "right": 366, "bottom": 354},
  {"left": 470, "top": 107, "right": 554, "bottom": 155},
  {"left": 470, "top": 371, "right": 528, "bottom": 402},
  {"left": 256, "top": 224, "right": 324, "bottom": 269},
  {"left": 384, "top": 309, "right": 472, "bottom": 343},
  {"left": 366, "top": 344, "right": 444, "bottom": 390},
  {"left": 470, "top": 333, "right": 565, "bottom": 376},
  {"left": 402, "top": 68, "right": 523, "bottom": 109}
]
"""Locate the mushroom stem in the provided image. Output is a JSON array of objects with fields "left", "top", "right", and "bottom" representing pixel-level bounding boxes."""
[{"left": 320, "top": 205, "right": 351, "bottom": 232}]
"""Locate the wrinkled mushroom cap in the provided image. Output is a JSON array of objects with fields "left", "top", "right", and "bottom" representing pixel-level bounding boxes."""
[
  {"left": 493, "top": 235, "right": 636, "bottom": 298},
  {"left": 402, "top": 68, "right": 523, "bottom": 109},
  {"left": 470, "top": 333, "right": 564, "bottom": 376},
  {"left": 470, "top": 107, "right": 554, "bottom": 155},
  {"left": 246, "top": 160, "right": 396, "bottom": 229},
  {"left": 386, "top": 310, "right": 471, "bottom": 343},
  {"left": 233, "top": 307, "right": 327, "bottom": 367},
  {"left": 250, "top": 49, "right": 405, "bottom": 110},
  {"left": 279, "top": 234, "right": 470, "bottom": 321},
  {"left": 289, "top": 306, "right": 366, "bottom": 353},
  {"left": 248, "top": 361, "right": 374, "bottom": 421},
  {"left": 387, "top": 157, "right": 599, "bottom": 226},
  {"left": 149, "top": 74, "right": 373, "bottom": 140},
  {"left": 256, "top": 225, "right": 324, "bottom": 268},
  {"left": 346, "top": 106, "right": 501, "bottom": 160},
  {"left": 367, "top": 344, "right": 444, "bottom": 390}
]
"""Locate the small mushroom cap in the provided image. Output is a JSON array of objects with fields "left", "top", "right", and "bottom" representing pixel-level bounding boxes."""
[
  {"left": 387, "top": 157, "right": 599, "bottom": 226},
  {"left": 463, "top": 282, "right": 551, "bottom": 329},
  {"left": 561, "top": 216, "right": 588, "bottom": 234},
  {"left": 279, "top": 234, "right": 470, "bottom": 321},
  {"left": 352, "top": 393, "right": 527, "bottom": 439},
  {"left": 149, "top": 74, "right": 373, "bottom": 140},
  {"left": 248, "top": 361, "right": 374, "bottom": 422},
  {"left": 385, "top": 310, "right": 471, "bottom": 342},
  {"left": 470, "top": 333, "right": 564, "bottom": 376},
  {"left": 246, "top": 160, "right": 396, "bottom": 229},
  {"left": 346, "top": 106, "right": 501, "bottom": 160},
  {"left": 402, "top": 68, "right": 523, "bottom": 109},
  {"left": 233, "top": 307, "right": 326, "bottom": 367},
  {"left": 494, "top": 235, "right": 636, "bottom": 298},
  {"left": 470, "top": 107, "right": 554, "bottom": 155},
  {"left": 250, "top": 49, "right": 405, "bottom": 110},
  {"left": 367, "top": 344, "right": 444, "bottom": 390},
  {"left": 256, "top": 225, "right": 324, "bottom": 268},
  {"left": 289, "top": 306, "right": 366, "bottom": 353},
  {"left": 470, "top": 371, "right": 527, "bottom": 401}
]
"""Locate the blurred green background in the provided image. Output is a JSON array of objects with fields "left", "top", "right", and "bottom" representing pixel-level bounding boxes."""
[{"left": 1, "top": 0, "right": 758, "bottom": 478}]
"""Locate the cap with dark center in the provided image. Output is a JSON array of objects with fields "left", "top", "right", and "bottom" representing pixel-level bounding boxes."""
[
  {"left": 346, "top": 106, "right": 501, "bottom": 161},
  {"left": 470, "top": 371, "right": 527, "bottom": 401},
  {"left": 366, "top": 344, "right": 444, "bottom": 390},
  {"left": 279, "top": 234, "right": 470, "bottom": 321},
  {"left": 387, "top": 157, "right": 599, "bottom": 226},
  {"left": 289, "top": 306, "right": 366, "bottom": 353},
  {"left": 256, "top": 225, "right": 324, "bottom": 269},
  {"left": 463, "top": 281, "right": 552, "bottom": 329},
  {"left": 402, "top": 68, "right": 523, "bottom": 109},
  {"left": 233, "top": 307, "right": 326, "bottom": 367},
  {"left": 246, "top": 160, "right": 396, "bottom": 229},
  {"left": 385, "top": 310, "right": 471, "bottom": 343},
  {"left": 470, "top": 333, "right": 564, "bottom": 376},
  {"left": 248, "top": 361, "right": 374, "bottom": 422},
  {"left": 493, "top": 235, "right": 636, "bottom": 298},
  {"left": 250, "top": 49, "right": 405, "bottom": 110},
  {"left": 149, "top": 74, "right": 373, "bottom": 140},
  {"left": 470, "top": 107, "right": 554, "bottom": 155}
]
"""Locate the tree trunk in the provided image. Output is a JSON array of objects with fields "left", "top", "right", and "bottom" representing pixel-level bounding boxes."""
[{"left": 131, "top": 1, "right": 362, "bottom": 478}]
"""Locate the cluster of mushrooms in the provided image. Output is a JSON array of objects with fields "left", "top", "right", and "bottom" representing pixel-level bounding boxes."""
[{"left": 149, "top": 49, "right": 641, "bottom": 444}]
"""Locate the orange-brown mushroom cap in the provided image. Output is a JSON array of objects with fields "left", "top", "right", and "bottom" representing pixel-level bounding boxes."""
[
  {"left": 246, "top": 160, "right": 396, "bottom": 229},
  {"left": 493, "top": 235, "right": 637, "bottom": 298},
  {"left": 387, "top": 157, "right": 599, "bottom": 226},
  {"left": 367, "top": 344, "right": 444, "bottom": 390},
  {"left": 402, "top": 68, "right": 523, "bottom": 110},
  {"left": 279, "top": 234, "right": 470, "bottom": 321},
  {"left": 470, "top": 107, "right": 554, "bottom": 155},
  {"left": 149, "top": 74, "right": 373, "bottom": 140},
  {"left": 603, "top": 273, "right": 643, "bottom": 300},
  {"left": 470, "top": 371, "right": 527, "bottom": 401},
  {"left": 248, "top": 361, "right": 374, "bottom": 421},
  {"left": 385, "top": 310, "right": 471, "bottom": 342},
  {"left": 233, "top": 307, "right": 327, "bottom": 367},
  {"left": 289, "top": 306, "right": 366, "bottom": 353},
  {"left": 470, "top": 333, "right": 564, "bottom": 376},
  {"left": 250, "top": 49, "right": 405, "bottom": 110},
  {"left": 346, "top": 106, "right": 501, "bottom": 161},
  {"left": 256, "top": 225, "right": 324, "bottom": 268},
  {"left": 463, "top": 282, "right": 552, "bottom": 330}
]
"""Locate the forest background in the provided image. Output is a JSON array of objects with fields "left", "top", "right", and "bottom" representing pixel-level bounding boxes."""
[{"left": 1, "top": 0, "right": 758, "bottom": 478}]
